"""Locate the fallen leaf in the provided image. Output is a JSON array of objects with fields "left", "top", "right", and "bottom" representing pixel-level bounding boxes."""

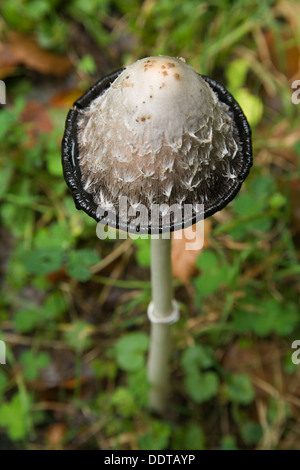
[
  {"left": 50, "top": 88, "right": 84, "bottom": 109},
  {"left": 263, "top": 2, "right": 300, "bottom": 79},
  {"left": 171, "top": 220, "right": 211, "bottom": 283},
  {"left": 21, "top": 101, "right": 53, "bottom": 147},
  {"left": 45, "top": 423, "right": 67, "bottom": 448},
  {"left": 0, "top": 32, "right": 73, "bottom": 77}
]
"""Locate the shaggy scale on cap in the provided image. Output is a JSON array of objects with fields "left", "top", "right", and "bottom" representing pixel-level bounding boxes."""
[{"left": 62, "top": 56, "right": 252, "bottom": 233}]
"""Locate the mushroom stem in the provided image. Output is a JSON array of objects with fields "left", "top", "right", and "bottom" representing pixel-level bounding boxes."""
[
  {"left": 147, "top": 235, "right": 177, "bottom": 413},
  {"left": 150, "top": 237, "right": 173, "bottom": 316}
]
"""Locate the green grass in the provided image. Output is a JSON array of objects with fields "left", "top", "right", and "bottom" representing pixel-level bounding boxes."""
[{"left": 0, "top": 0, "right": 300, "bottom": 450}]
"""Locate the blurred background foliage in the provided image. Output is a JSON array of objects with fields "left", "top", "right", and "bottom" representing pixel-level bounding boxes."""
[{"left": 0, "top": 0, "right": 300, "bottom": 450}]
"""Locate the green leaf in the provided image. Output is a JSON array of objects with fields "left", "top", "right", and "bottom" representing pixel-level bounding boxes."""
[
  {"left": 196, "top": 251, "right": 219, "bottom": 270},
  {"left": 134, "top": 238, "right": 151, "bottom": 267},
  {"left": 13, "top": 293, "right": 66, "bottom": 333},
  {"left": 67, "top": 249, "right": 100, "bottom": 281},
  {"left": 251, "top": 175, "right": 276, "bottom": 198},
  {"left": 111, "top": 387, "right": 136, "bottom": 418},
  {"left": 233, "top": 308, "right": 271, "bottom": 336},
  {"left": 226, "top": 58, "right": 249, "bottom": 90},
  {"left": 0, "top": 393, "right": 30, "bottom": 441},
  {"left": 115, "top": 332, "right": 149, "bottom": 372},
  {"left": 172, "top": 423, "right": 205, "bottom": 450},
  {"left": 43, "top": 292, "right": 66, "bottom": 320},
  {"left": 20, "top": 350, "right": 50, "bottom": 381},
  {"left": 240, "top": 421, "right": 263, "bottom": 445},
  {"left": 92, "top": 358, "right": 117, "bottom": 380},
  {"left": 251, "top": 216, "right": 272, "bottom": 233},
  {"left": 225, "top": 373, "right": 255, "bottom": 405},
  {"left": 0, "top": 165, "right": 13, "bottom": 198},
  {"left": 139, "top": 421, "right": 171, "bottom": 450},
  {"left": 182, "top": 344, "right": 219, "bottom": 403},
  {"left": 0, "top": 107, "right": 21, "bottom": 140},
  {"left": 234, "top": 193, "right": 262, "bottom": 217},
  {"left": 220, "top": 435, "right": 238, "bottom": 450},
  {"left": 185, "top": 371, "right": 219, "bottom": 403},
  {"left": 127, "top": 368, "right": 150, "bottom": 407},
  {"left": 194, "top": 269, "right": 226, "bottom": 296},
  {"left": 34, "top": 222, "right": 72, "bottom": 250},
  {"left": 22, "top": 248, "right": 64, "bottom": 275},
  {"left": 228, "top": 224, "right": 248, "bottom": 240},
  {"left": 195, "top": 251, "right": 228, "bottom": 296},
  {"left": 0, "top": 371, "right": 8, "bottom": 400},
  {"left": 1, "top": 203, "right": 34, "bottom": 237},
  {"left": 46, "top": 149, "right": 62, "bottom": 176},
  {"left": 233, "top": 88, "right": 263, "bottom": 126},
  {"left": 233, "top": 299, "right": 299, "bottom": 337},
  {"left": 14, "top": 309, "right": 40, "bottom": 333},
  {"left": 77, "top": 54, "right": 97, "bottom": 75},
  {"left": 269, "top": 192, "right": 286, "bottom": 209},
  {"left": 64, "top": 320, "right": 93, "bottom": 351},
  {"left": 181, "top": 345, "right": 215, "bottom": 372}
]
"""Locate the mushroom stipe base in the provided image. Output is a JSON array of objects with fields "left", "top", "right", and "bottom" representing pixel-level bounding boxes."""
[{"left": 62, "top": 67, "right": 252, "bottom": 235}]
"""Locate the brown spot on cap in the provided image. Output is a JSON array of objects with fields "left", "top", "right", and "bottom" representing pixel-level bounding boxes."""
[
  {"left": 162, "top": 71, "right": 168, "bottom": 76},
  {"left": 174, "top": 73, "right": 181, "bottom": 80},
  {"left": 167, "top": 62, "right": 175, "bottom": 68}
]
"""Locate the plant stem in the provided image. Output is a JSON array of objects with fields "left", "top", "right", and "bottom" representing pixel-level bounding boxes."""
[{"left": 147, "top": 235, "right": 174, "bottom": 413}]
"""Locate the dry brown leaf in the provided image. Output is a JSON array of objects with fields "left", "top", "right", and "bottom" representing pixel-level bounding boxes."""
[
  {"left": 50, "top": 88, "right": 84, "bottom": 108},
  {"left": 21, "top": 101, "right": 53, "bottom": 145},
  {"left": 263, "top": 2, "right": 300, "bottom": 79},
  {"left": 45, "top": 423, "right": 67, "bottom": 449},
  {"left": 0, "top": 32, "right": 73, "bottom": 77},
  {"left": 171, "top": 220, "right": 211, "bottom": 283}
]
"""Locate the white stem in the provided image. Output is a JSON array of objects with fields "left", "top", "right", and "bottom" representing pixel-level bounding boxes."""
[{"left": 147, "top": 236, "right": 174, "bottom": 413}]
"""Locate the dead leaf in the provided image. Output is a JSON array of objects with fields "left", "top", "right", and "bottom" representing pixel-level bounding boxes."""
[
  {"left": 50, "top": 88, "right": 84, "bottom": 109},
  {"left": 21, "top": 101, "right": 53, "bottom": 145},
  {"left": 45, "top": 423, "right": 67, "bottom": 448},
  {"left": 171, "top": 220, "right": 211, "bottom": 283},
  {"left": 263, "top": 2, "right": 300, "bottom": 79},
  {"left": 0, "top": 32, "right": 73, "bottom": 77}
]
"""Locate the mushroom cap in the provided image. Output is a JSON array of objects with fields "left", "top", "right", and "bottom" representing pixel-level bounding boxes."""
[{"left": 62, "top": 56, "right": 252, "bottom": 234}]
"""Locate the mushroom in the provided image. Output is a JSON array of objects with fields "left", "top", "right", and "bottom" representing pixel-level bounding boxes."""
[{"left": 62, "top": 56, "right": 252, "bottom": 413}]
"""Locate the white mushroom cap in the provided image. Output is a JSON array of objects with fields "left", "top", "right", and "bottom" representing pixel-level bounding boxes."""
[{"left": 76, "top": 56, "right": 245, "bottom": 230}]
